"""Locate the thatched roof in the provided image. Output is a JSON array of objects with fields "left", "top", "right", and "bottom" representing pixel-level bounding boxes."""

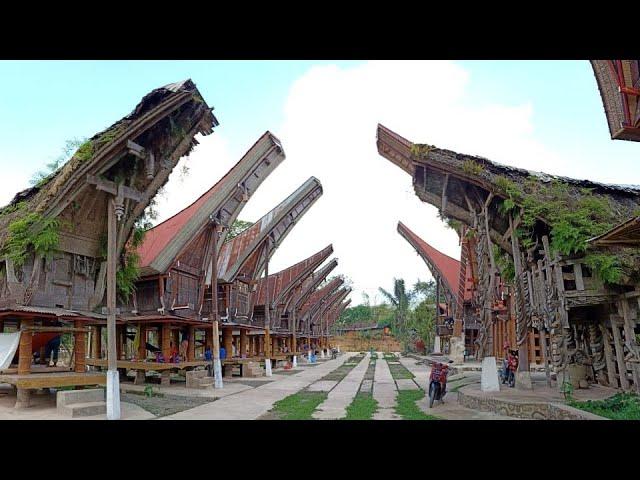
[
  {"left": 377, "top": 124, "right": 640, "bottom": 256},
  {"left": 0, "top": 79, "right": 218, "bottom": 251}
]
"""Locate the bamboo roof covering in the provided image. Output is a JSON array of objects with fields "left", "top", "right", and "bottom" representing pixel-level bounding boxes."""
[
  {"left": 214, "top": 176, "right": 323, "bottom": 284},
  {"left": 591, "top": 60, "right": 640, "bottom": 142},
  {"left": 589, "top": 216, "right": 640, "bottom": 247},
  {"left": 138, "top": 131, "right": 285, "bottom": 275},
  {"left": 397, "top": 221, "right": 460, "bottom": 300},
  {"left": 253, "top": 244, "right": 333, "bottom": 307}
]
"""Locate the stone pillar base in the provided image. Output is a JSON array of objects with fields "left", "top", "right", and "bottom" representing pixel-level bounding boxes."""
[
  {"left": 106, "top": 369, "right": 121, "bottom": 420},
  {"left": 134, "top": 370, "right": 146, "bottom": 385},
  {"left": 160, "top": 370, "right": 171, "bottom": 386},
  {"left": 516, "top": 371, "right": 533, "bottom": 390},
  {"left": 265, "top": 359, "right": 272, "bottom": 377},
  {"left": 449, "top": 335, "right": 466, "bottom": 364},
  {"left": 292, "top": 356, "right": 297, "bottom": 368},
  {"left": 213, "top": 359, "right": 224, "bottom": 389}
]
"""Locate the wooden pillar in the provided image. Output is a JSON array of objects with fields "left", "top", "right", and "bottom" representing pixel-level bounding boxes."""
[
  {"left": 611, "top": 319, "right": 630, "bottom": 390},
  {"left": 162, "top": 324, "right": 171, "bottom": 361},
  {"left": 116, "top": 325, "right": 123, "bottom": 360},
  {"left": 187, "top": 326, "right": 196, "bottom": 361},
  {"left": 138, "top": 324, "right": 146, "bottom": 360},
  {"left": 291, "top": 333, "right": 297, "bottom": 353},
  {"left": 205, "top": 327, "right": 213, "bottom": 350},
  {"left": 264, "top": 329, "right": 271, "bottom": 357},
  {"left": 18, "top": 318, "right": 33, "bottom": 375},
  {"left": 222, "top": 327, "right": 233, "bottom": 358},
  {"left": 0, "top": 319, "right": 3, "bottom": 332},
  {"left": 619, "top": 300, "right": 640, "bottom": 392},
  {"left": 240, "top": 328, "right": 248, "bottom": 358},
  {"left": 74, "top": 320, "right": 86, "bottom": 373},
  {"left": 601, "top": 323, "right": 617, "bottom": 387},
  {"left": 271, "top": 335, "right": 277, "bottom": 355},
  {"left": 106, "top": 197, "right": 118, "bottom": 370},
  {"left": 92, "top": 326, "right": 102, "bottom": 359}
]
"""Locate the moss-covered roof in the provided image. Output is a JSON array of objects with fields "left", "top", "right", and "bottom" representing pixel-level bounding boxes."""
[{"left": 0, "top": 79, "right": 218, "bottom": 250}]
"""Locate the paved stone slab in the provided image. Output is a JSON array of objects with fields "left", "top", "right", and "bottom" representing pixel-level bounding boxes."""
[
  {"left": 313, "top": 354, "right": 370, "bottom": 420},
  {"left": 308, "top": 380, "right": 338, "bottom": 392},
  {"left": 373, "top": 359, "right": 400, "bottom": 420},
  {"left": 163, "top": 353, "right": 353, "bottom": 419},
  {"left": 396, "top": 379, "right": 420, "bottom": 390}
]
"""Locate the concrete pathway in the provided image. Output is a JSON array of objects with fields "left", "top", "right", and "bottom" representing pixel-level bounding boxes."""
[
  {"left": 313, "top": 353, "right": 370, "bottom": 419},
  {"left": 398, "top": 355, "right": 515, "bottom": 420},
  {"left": 372, "top": 358, "right": 400, "bottom": 420},
  {"left": 163, "top": 353, "right": 352, "bottom": 419}
]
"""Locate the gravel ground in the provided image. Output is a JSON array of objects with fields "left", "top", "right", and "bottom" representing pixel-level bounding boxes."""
[{"left": 121, "top": 392, "right": 215, "bottom": 418}]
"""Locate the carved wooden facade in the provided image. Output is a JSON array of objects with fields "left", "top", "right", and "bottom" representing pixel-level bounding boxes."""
[
  {"left": 378, "top": 124, "right": 640, "bottom": 392},
  {"left": 124, "top": 131, "right": 285, "bottom": 323},
  {"left": 0, "top": 80, "right": 217, "bottom": 398}
]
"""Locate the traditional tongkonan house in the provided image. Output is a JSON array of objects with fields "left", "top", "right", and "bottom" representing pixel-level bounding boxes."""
[
  {"left": 377, "top": 123, "right": 640, "bottom": 392},
  {"left": 284, "top": 258, "right": 339, "bottom": 352},
  {"left": 327, "top": 299, "right": 352, "bottom": 335},
  {"left": 591, "top": 60, "right": 640, "bottom": 142},
  {"left": 0, "top": 79, "right": 218, "bottom": 411},
  {"left": 215, "top": 176, "right": 323, "bottom": 375},
  {"left": 251, "top": 244, "right": 334, "bottom": 363},
  {"left": 297, "top": 277, "right": 344, "bottom": 350},
  {"left": 84, "top": 131, "right": 285, "bottom": 387},
  {"left": 397, "top": 221, "right": 460, "bottom": 356},
  {"left": 312, "top": 286, "right": 351, "bottom": 352}
]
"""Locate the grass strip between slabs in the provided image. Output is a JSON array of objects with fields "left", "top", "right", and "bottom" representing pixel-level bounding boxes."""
[
  {"left": 321, "top": 354, "right": 365, "bottom": 381},
  {"left": 262, "top": 390, "right": 328, "bottom": 420},
  {"left": 395, "top": 390, "right": 439, "bottom": 420},
  {"left": 344, "top": 392, "right": 379, "bottom": 420},
  {"left": 387, "top": 361, "right": 415, "bottom": 380}
]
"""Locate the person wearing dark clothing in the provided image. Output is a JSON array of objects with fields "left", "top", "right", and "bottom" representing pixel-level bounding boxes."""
[{"left": 45, "top": 336, "right": 61, "bottom": 366}]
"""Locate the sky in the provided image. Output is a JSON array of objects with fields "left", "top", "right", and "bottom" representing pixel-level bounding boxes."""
[{"left": 1, "top": 60, "right": 638, "bottom": 307}]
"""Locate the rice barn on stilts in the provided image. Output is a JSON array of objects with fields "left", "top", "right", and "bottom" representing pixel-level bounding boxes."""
[{"left": 377, "top": 124, "right": 640, "bottom": 392}]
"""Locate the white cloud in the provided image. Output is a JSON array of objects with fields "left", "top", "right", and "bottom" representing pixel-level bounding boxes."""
[{"left": 154, "top": 61, "right": 576, "bottom": 307}]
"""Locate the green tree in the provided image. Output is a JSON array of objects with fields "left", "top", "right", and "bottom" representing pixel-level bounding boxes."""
[{"left": 378, "top": 278, "right": 415, "bottom": 349}]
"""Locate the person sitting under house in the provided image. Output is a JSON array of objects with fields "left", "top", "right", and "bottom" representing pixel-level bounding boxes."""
[
  {"left": 204, "top": 346, "right": 213, "bottom": 375},
  {"left": 219, "top": 346, "right": 227, "bottom": 360},
  {"left": 169, "top": 341, "right": 179, "bottom": 363}
]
